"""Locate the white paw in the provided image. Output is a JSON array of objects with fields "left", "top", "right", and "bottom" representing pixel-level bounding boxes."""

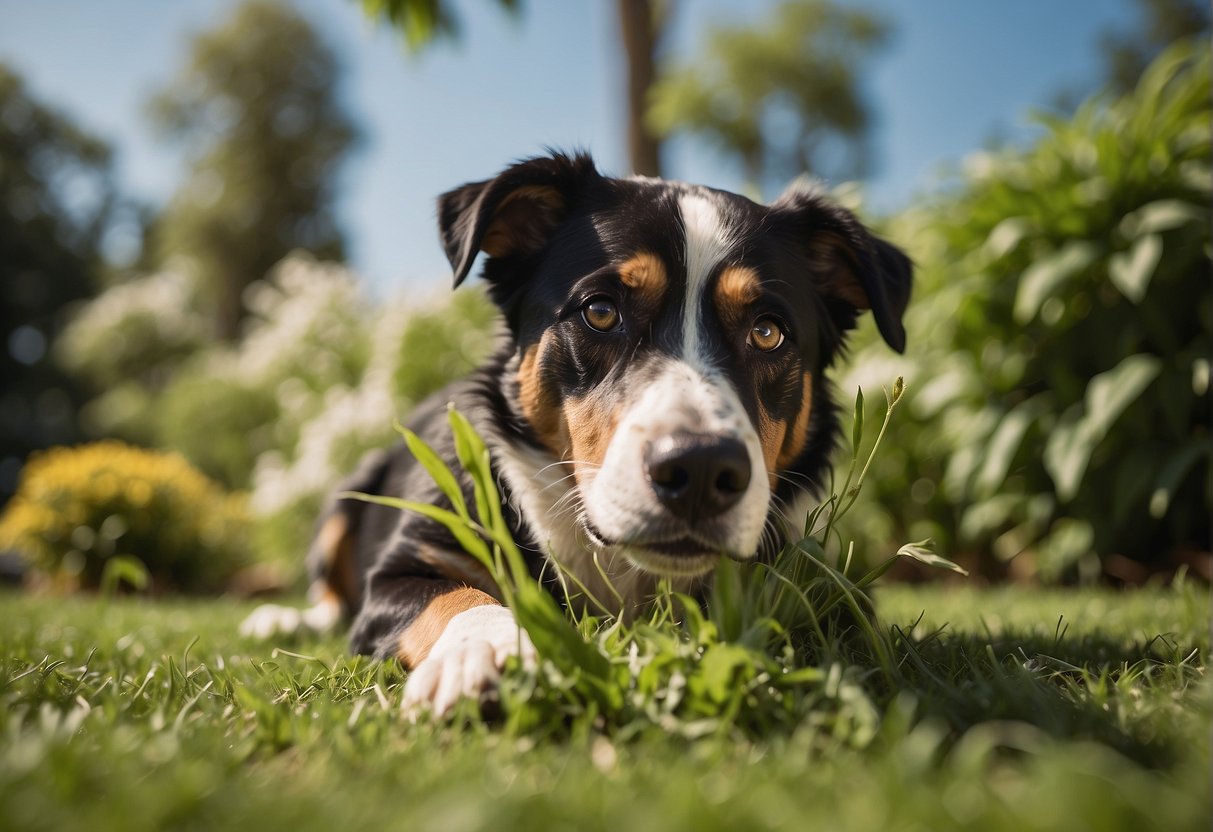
[
  {"left": 240, "top": 604, "right": 302, "bottom": 639},
  {"left": 401, "top": 605, "right": 537, "bottom": 719},
  {"left": 240, "top": 598, "right": 341, "bottom": 640}
]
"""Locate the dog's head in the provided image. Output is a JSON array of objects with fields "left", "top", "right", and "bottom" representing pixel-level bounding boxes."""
[{"left": 439, "top": 152, "right": 910, "bottom": 579}]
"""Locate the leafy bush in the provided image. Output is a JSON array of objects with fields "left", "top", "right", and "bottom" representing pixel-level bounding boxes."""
[
  {"left": 0, "top": 441, "right": 249, "bottom": 592},
  {"left": 841, "top": 41, "right": 1211, "bottom": 581}
]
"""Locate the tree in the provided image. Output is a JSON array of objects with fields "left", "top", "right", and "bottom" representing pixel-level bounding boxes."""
[
  {"left": 1099, "top": 0, "right": 1210, "bottom": 94},
  {"left": 357, "top": 0, "right": 667, "bottom": 176},
  {"left": 150, "top": 0, "right": 360, "bottom": 340},
  {"left": 617, "top": 0, "right": 665, "bottom": 176},
  {"left": 0, "top": 64, "right": 114, "bottom": 505},
  {"left": 647, "top": 0, "right": 891, "bottom": 194},
  {"left": 358, "top": 0, "right": 520, "bottom": 51}
]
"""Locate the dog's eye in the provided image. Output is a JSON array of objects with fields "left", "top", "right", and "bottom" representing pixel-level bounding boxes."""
[
  {"left": 582, "top": 297, "right": 622, "bottom": 332},
  {"left": 748, "top": 318, "right": 785, "bottom": 352}
]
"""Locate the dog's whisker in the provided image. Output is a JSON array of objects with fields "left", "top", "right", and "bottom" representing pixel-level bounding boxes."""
[{"left": 534, "top": 458, "right": 602, "bottom": 477}]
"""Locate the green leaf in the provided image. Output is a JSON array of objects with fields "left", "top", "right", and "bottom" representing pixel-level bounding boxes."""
[
  {"left": 1148, "top": 440, "right": 1211, "bottom": 519},
  {"left": 398, "top": 424, "right": 470, "bottom": 521},
  {"left": 1083, "top": 354, "right": 1162, "bottom": 438},
  {"left": 1035, "top": 519, "right": 1094, "bottom": 579},
  {"left": 1044, "top": 354, "right": 1162, "bottom": 501},
  {"left": 692, "top": 644, "right": 754, "bottom": 704},
  {"left": 893, "top": 539, "right": 968, "bottom": 576},
  {"left": 1042, "top": 418, "right": 1092, "bottom": 505},
  {"left": 338, "top": 491, "right": 492, "bottom": 565},
  {"left": 973, "top": 397, "right": 1042, "bottom": 497},
  {"left": 851, "top": 387, "right": 865, "bottom": 451},
  {"left": 1108, "top": 233, "right": 1162, "bottom": 303},
  {"left": 1013, "top": 241, "right": 1098, "bottom": 324},
  {"left": 1119, "top": 199, "right": 1206, "bottom": 237},
  {"left": 447, "top": 407, "right": 493, "bottom": 534},
  {"left": 983, "top": 217, "right": 1032, "bottom": 259},
  {"left": 100, "top": 555, "right": 149, "bottom": 596}
]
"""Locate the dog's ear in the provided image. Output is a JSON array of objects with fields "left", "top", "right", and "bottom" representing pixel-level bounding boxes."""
[
  {"left": 438, "top": 152, "right": 600, "bottom": 288},
  {"left": 770, "top": 184, "right": 913, "bottom": 353}
]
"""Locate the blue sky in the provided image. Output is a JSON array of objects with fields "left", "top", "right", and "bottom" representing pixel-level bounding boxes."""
[{"left": 0, "top": 0, "right": 1139, "bottom": 291}]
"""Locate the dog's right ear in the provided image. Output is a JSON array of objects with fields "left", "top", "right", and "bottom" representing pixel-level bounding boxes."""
[{"left": 439, "top": 152, "right": 600, "bottom": 288}]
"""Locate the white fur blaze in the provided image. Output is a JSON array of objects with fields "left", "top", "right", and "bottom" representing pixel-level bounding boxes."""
[
  {"left": 579, "top": 358, "right": 770, "bottom": 559},
  {"left": 679, "top": 192, "right": 734, "bottom": 367}
]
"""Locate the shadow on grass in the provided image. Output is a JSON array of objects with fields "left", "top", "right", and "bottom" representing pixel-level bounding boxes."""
[{"left": 881, "top": 624, "right": 1206, "bottom": 769}]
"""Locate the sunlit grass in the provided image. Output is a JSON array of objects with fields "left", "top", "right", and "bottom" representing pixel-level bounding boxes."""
[
  {"left": 0, "top": 584, "right": 1206, "bottom": 832},
  {"left": 1, "top": 382, "right": 1208, "bottom": 830}
]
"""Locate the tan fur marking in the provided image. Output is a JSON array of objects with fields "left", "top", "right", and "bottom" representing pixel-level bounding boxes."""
[
  {"left": 714, "top": 266, "right": 762, "bottom": 326},
  {"left": 481, "top": 186, "right": 566, "bottom": 258},
  {"left": 776, "top": 371, "right": 814, "bottom": 471},
  {"left": 757, "top": 408, "right": 788, "bottom": 484},
  {"left": 564, "top": 393, "right": 620, "bottom": 475},
  {"left": 517, "top": 338, "right": 571, "bottom": 457},
  {"left": 397, "top": 586, "right": 500, "bottom": 668},
  {"left": 316, "top": 513, "right": 359, "bottom": 610},
  {"left": 618, "top": 252, "right": 668, "bottom": 305}
]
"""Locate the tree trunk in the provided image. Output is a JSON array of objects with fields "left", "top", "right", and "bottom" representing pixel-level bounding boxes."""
[{"left": 617, "top": 0, "right": 663, "bottom": 177}]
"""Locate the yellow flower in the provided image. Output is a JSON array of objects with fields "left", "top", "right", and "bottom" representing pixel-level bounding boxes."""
[{"left": 0, "top": 442, "right": 249, "bottom": 592}]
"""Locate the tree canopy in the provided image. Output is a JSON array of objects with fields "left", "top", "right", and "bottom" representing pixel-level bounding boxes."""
[
  {"left": 149, "top": 0, "right": 360, "bottom": 340},
  {"left": 0, "top": 65, "right": 114, "bottom": 503},
  {"left": 648, "top": 0, "right": 892, "bottom": 193}
]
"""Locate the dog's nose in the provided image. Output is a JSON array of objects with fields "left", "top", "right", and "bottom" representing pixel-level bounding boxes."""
[{"left": 645, "top": 433, "right": 752, "bottom": 522}]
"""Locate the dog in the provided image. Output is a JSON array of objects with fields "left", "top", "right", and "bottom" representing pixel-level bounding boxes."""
[{"left": 241, "top": 151, "right": 912, "bottom": 716}]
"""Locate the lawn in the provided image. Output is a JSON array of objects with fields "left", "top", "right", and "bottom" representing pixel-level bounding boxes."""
[{"left": 1, "top": 582, "right": 1207, "bottom": 832}]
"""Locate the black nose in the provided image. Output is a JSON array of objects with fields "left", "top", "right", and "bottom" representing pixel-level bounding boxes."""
[{"left": 645, "top": 433, "right": 752, "bottom": 522}]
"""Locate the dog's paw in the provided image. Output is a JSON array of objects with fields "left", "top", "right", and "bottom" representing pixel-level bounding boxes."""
[
  {"left": 240, "top": 599, "right": 341, "bottom": 640},
  {"left": 401, "top": 605, "right": 537, "bottom": 719}
]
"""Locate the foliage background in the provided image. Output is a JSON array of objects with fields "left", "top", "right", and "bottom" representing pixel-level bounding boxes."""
[
  {"left": 841, "top": 41, "right": 1210, "bottom": 582},
  {"left": 0, "top": 1, "right": 1208, "bottom": 591}
]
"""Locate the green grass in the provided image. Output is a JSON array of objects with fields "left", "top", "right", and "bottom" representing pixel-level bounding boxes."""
[
  {"left": 3, "top": 396, "right": 1209, "bottom": 830},
  {"left": 1, "top": 583, "right": 1207, "bottom": 832}
]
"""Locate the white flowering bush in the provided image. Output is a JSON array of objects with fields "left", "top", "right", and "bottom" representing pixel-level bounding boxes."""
[
  {"left": 116, "top": 253, "right": 500, "bottom": 574},
  {"left": 57, "top": 266, "right": 211, "bottom": 388},
  {"left": 247, "top": 285, "right": 498, "bottom": 572},
  {"left": 56, "top": 266, "right": 212, "bottom": 438},
  {"left": 50, "top": 245, "right": 499, "bottom": 582},
  {"left": 152, "top": 254, "right": 373, "bottom": 489}
]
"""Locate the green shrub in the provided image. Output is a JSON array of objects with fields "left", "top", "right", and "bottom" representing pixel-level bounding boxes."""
[
  {"left": 841, "top": 41, "right": 1210, "bottom": 581},
  {"left": 154, "top": 374, "right": 281, "bottom": 489},
  {"left": 391, "top": 269, "right": 501, "bottom": 405},
  {"left": 0, "top": 441, "right": 249, "bottom": 592}
]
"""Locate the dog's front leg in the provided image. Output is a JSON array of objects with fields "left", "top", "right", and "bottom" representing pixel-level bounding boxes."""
[{"left": 353, "top": 577, "right": 536, "bottom": 718}]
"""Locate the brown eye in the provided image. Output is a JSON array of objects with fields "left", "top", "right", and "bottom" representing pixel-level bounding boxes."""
[
  {"left": 748, "top": 317, "right": 785, "bottom": 352},
  {"left": 582, "top": 297, "right": 621, "bottom": 332}
]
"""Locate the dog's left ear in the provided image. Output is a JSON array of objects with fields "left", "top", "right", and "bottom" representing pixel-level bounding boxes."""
[
  {"left": 439, "top": 152, "right": 600, "bottom": 288},
  {"left": 770, "top": 185, "right": 913, "bottom": 353}
]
